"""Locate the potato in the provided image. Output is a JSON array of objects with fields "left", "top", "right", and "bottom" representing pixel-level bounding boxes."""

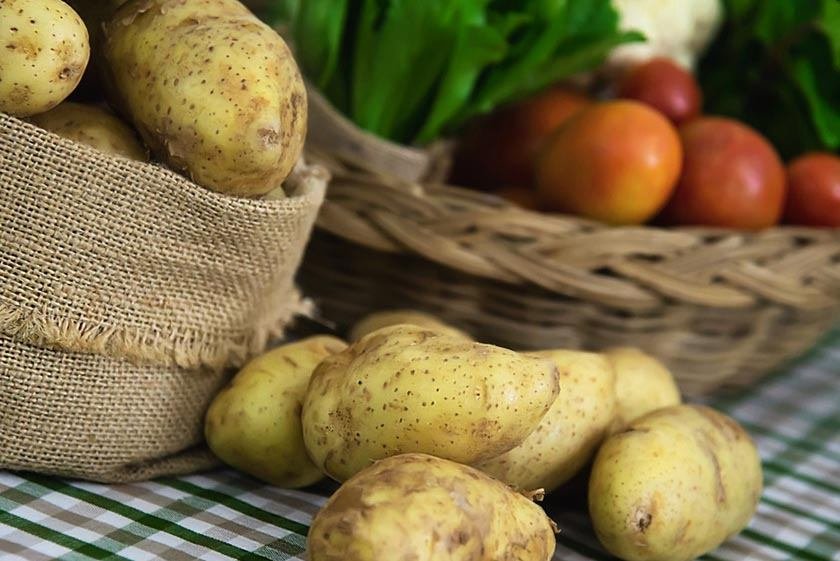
[
  {"left": 476, "top": 350, "right": 616, "bottom": 492},
  {"left": 589, "top": 404, "right": 763, "bottom": 561},
  {"left": 605, "top": 347, "right": 681, "bottom": 432},
  {"left": 205, "top": 336, "right": 347, "bottom": 488},
  {"left": 28, "top": 102, "right": 148, "bottom": 160},
  {"left": 0, "top": 0, "right": 89, "bottom": 117},
  {"left": 102, "top": 0, "right": 307, "bottom": 196},
  {"left": 302, "top": 325, "right": 560, "bottom": 482},
  {"left": 308, "top": 453, "right": 557, "bottom": 561},
  {"left": 349, "top": 309, "right": 471, "bottom": 342}
]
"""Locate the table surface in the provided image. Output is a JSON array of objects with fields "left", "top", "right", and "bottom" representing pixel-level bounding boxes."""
[{"left": 1, "top": 334, "right": 838, "bottom": 561}]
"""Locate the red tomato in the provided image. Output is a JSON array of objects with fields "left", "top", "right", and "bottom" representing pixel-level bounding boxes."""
[
  {"left": 451, "top": 86, "right": 591, "bottom": 189},
  {"left": 618, "top": 58, "right": 702, "bottom": 125},
  {"left": 536, "top": 100, "right": 683, "bottom": 225},
  {"left": 784, "top": 153, "right": 840, "bottom": 227},
  {"left": 661, "top": 117, "right": 786, "bottom": 230}
]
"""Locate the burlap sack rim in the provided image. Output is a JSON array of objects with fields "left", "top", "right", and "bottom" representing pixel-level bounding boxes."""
[
  {"left": 0, "top": 110, "right": 329, "bottom": 212},
  {"left": 0, "top": 113, "right": 327, "bottom": 370},
  {"left": 0, "top": 287, "right": 313, "bottom": 370}
]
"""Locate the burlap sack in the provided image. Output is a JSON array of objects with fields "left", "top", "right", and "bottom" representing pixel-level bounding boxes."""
[
  {"left": 0, "top": 113, "right": 326, "bottom": 370},
  {"left": 0, "top": 112, "right": 327, "bottom": 481},
  {"left": 0, "top": 333, "right": 224, "bottom": 482}
]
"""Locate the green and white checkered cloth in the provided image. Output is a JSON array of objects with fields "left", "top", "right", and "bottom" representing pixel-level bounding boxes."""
[{"left": 2, "top": 334, "right": 838, "bottom": 561}]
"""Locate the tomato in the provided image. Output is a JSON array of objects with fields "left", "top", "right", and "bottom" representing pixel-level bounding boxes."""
[
  {"left": 783, "top": 152, "right": 840, "bottom": 227},
  {"left": 535, "top": 100, "right": 682, "bottom": 225},
  {"left": 660, "top": 117, "right": 786, "bottom": 230},
  {"left": 617, "top": 58, "right": 702, "bottom": 125},
  {"left": 451, "top": 86, "right": 591, "bottom": 189}
]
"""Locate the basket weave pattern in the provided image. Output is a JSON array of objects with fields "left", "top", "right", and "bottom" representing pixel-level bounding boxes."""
[{"left": 302, "top": 149, "right": 840, "bottom": 395}]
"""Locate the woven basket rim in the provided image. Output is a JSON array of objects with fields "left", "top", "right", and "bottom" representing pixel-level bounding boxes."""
[
  {"left": 320, "top": 153, "right": 840, "bottom": 236},
  {"left": 303, "top": 96, "right": 840, "bottom": 313}
]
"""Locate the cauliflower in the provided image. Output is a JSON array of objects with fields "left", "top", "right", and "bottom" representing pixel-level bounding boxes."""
[{"left": 607, "top": 0, "right": 723, "bottom": 73}]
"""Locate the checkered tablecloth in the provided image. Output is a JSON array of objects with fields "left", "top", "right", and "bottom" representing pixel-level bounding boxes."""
[{"left": 2, "top": 334, "right": 838, "bottom": 561}]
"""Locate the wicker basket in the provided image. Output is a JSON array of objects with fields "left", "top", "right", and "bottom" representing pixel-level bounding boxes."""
[{"left": 299, "top": 91, "right": 840, "bottom": 396}]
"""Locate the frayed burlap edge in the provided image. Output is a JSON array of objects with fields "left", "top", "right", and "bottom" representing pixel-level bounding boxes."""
[{"left": 0, "top": 290, "right": 315, "bottom": 371}]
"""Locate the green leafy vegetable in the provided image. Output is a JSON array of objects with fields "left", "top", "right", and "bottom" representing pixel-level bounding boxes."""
[
  {"left": 818, "top": 0, "right": 840, "bottom": 67},
  {"left": 291, "top": 0, "right": 348, "bottom": 90},
  {"left": 698, "top": 0, "right": 840, "bottom": 158},
  {"left": 272, "top": 0, "right": 640, "bottom": 145}
]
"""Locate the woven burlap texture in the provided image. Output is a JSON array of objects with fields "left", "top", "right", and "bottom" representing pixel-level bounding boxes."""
[
  {"left": 0, "top": 333, "right": 224, "bottom": 482},
  {"left": 0, "top": 113, "right": 327, "bottom": 370}
]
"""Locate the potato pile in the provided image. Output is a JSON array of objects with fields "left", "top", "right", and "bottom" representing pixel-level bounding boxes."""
[
  {"left": 204, "top": 309, "right": 764, "bottom": 561},
  {"left": 302, "top": 324, "right": 559, "bottom": 482},
  {"left": 0, "top": 0, "right": 306, "bottom": 197}
]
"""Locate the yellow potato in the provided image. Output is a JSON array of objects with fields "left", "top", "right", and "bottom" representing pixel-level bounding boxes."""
[
  {"left": 476, "top": 350, "right": 616, "bottom": 492},
  {"left": 28, "top": 102, "right": 148, "bottom": 160},
  {"left": 205, "top": 336, "right": 347, "bottom": 488},
  {"left": 349, "top": 309, "right": 471, "bottom": 342},
  {"left": 308, "top": 453, "right": 557, "bottom": 561},
  {"left": 0, "top": 0, "right": 89, "bottom": 117},
  {"left": 102, "top": 0, "right": 307, "bottom": 196},
  {"left": 605, "top": 347, "right": 681, "bottom": 432},
  {"left": 589, "top": 404, "right": 763, "bottom": 561},
  {"left": 302, "top": 325, "right": 560, "bottom": 482}
]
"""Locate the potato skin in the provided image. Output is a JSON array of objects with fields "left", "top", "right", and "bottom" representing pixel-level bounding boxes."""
[
  {"left": 102, "top": 0, "right": 307, "bottom": 196},
  {"left": 476, "top": 350, "right": 616, "bottom": 492},
  {"left": 302, "top": 325, "right": 560, "bottom": 482},
  {"left": 28, "top": 102, "right": 148, "bottom": 160},
  {"left": 349, "top": 310, "right": 471, "bottom": 342},
  {"left": 0, "top": 0, "right": 89, "bottom": 117},
  {"left": 605, "top": 347, "right": 682, "bottom": 432},
  {"left": 589, "top": 404, "right": 763, "bottom": 561},
  {"left": 205, "top": 336, "right": 347, "bottom": 488},
  {"left": 308, "top": 453, "right": 556, "bottom": 561}
]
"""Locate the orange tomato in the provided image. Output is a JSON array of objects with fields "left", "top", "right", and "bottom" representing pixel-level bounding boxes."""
[
  {"left": 451, "top": 86, "right": 591, "bottom": 189},
  {"left": 536, "top": 100, "right": 683, "bottom": 225},
  {"left": 661, "top": 117, "right": 786, "bottom": 230},
  {"left": 784, "top": 152, "right": 840, "bottom": 227}
]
